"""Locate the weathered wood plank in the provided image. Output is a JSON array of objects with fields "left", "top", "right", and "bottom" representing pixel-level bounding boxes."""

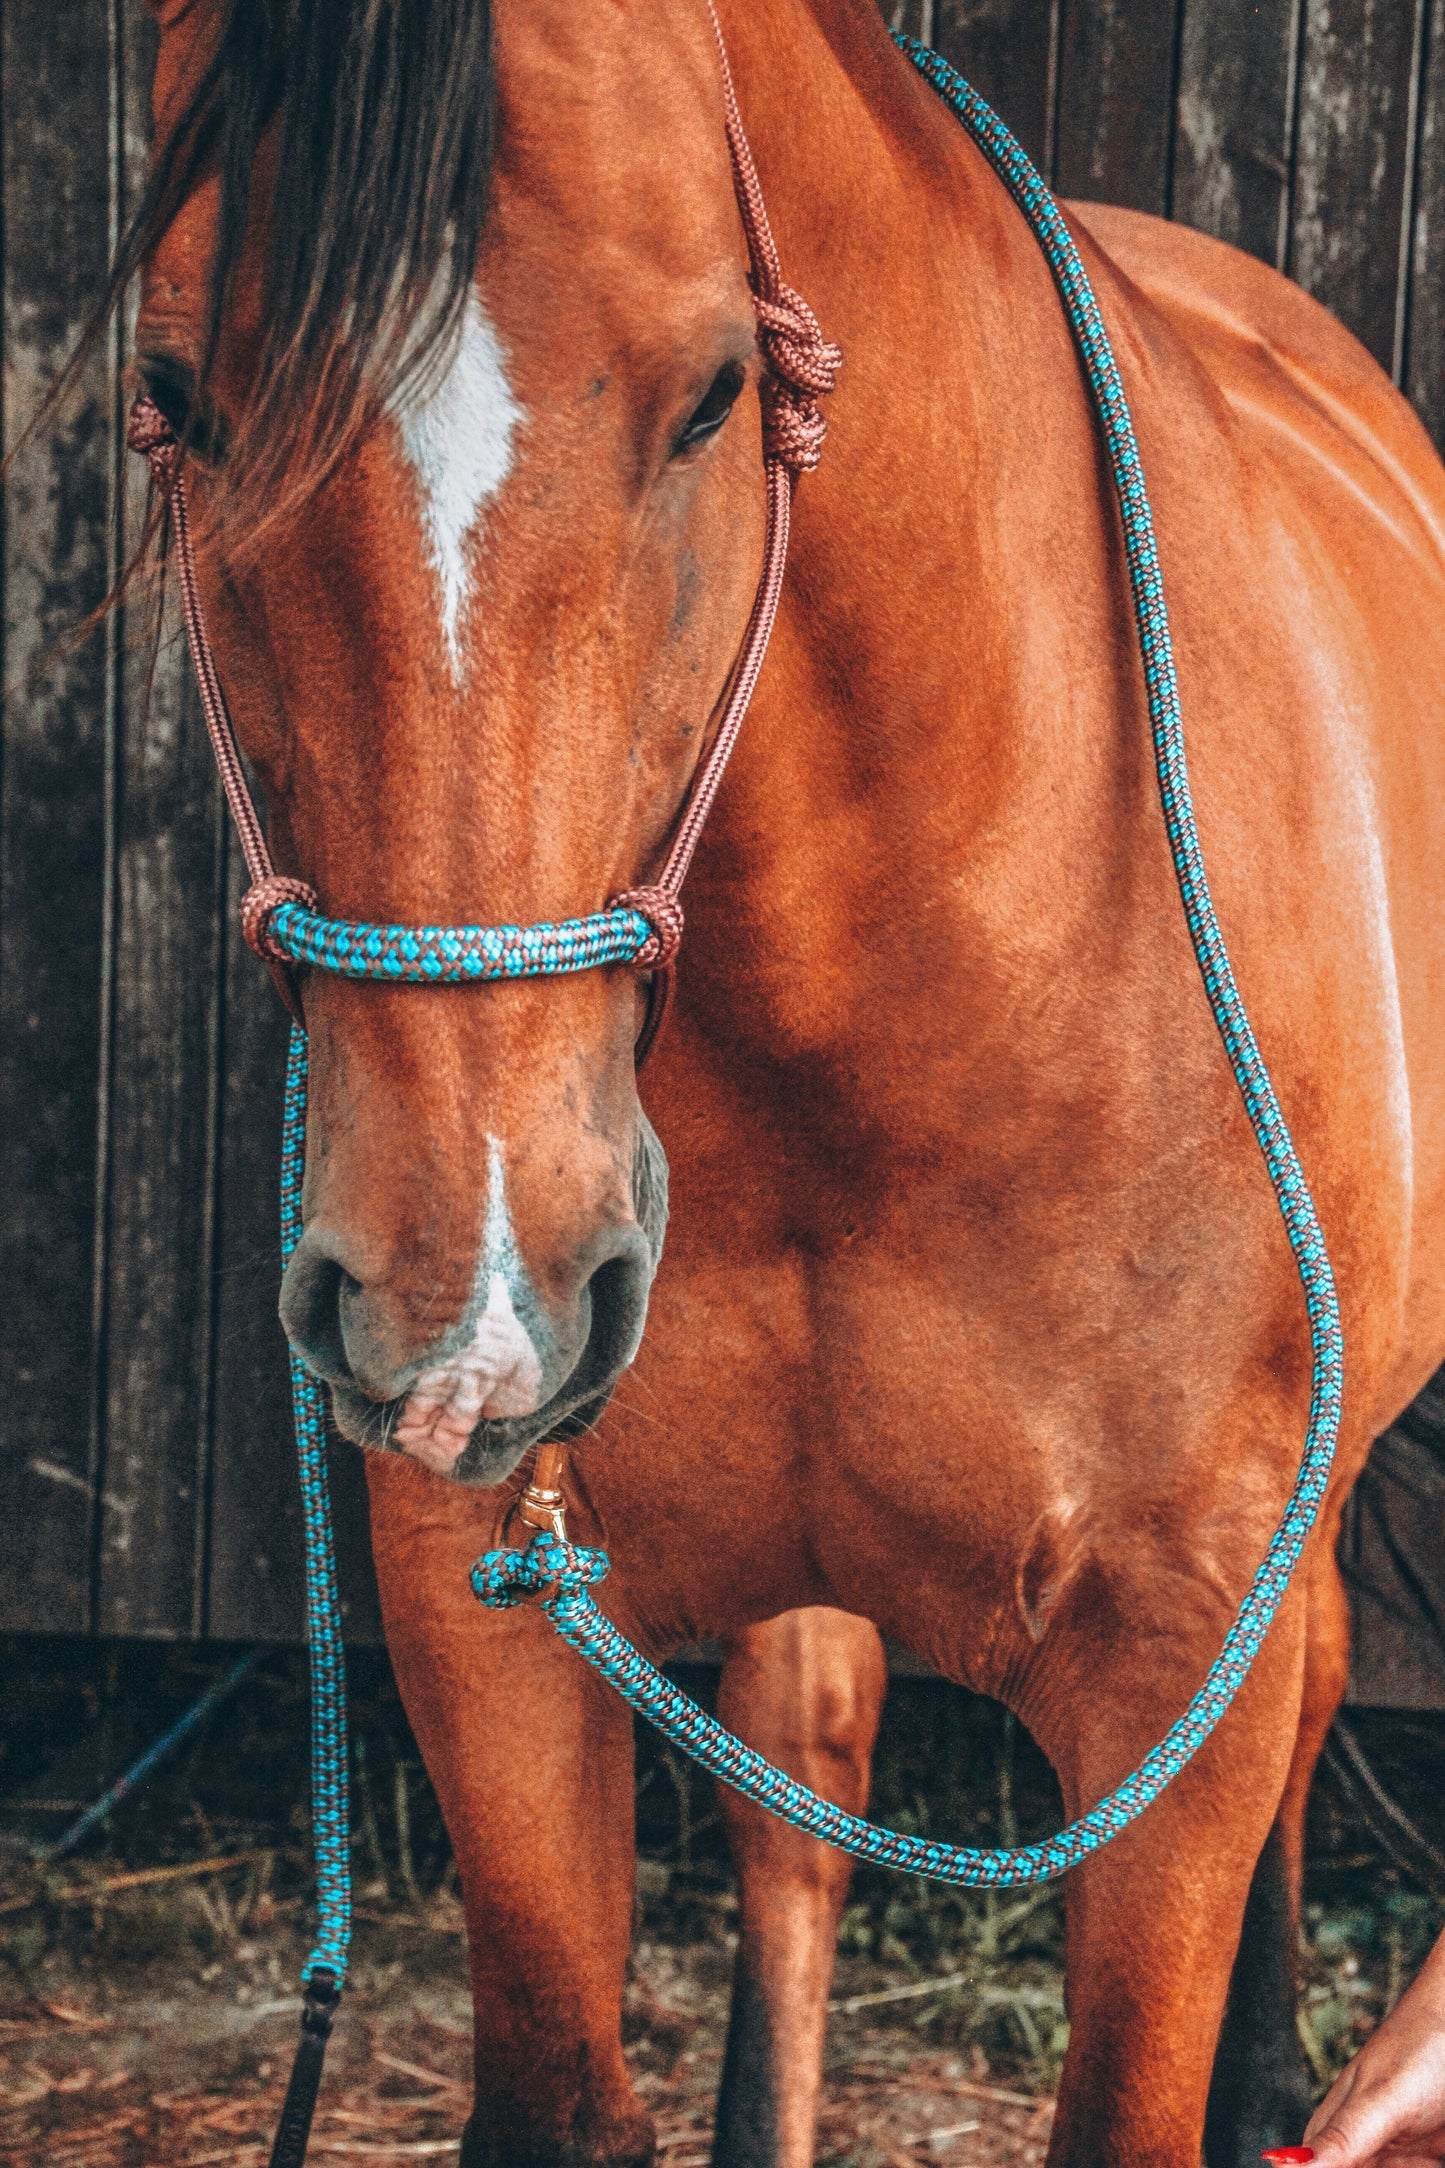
[
  {"left": 1053, "top": 0, "right": 1184, "bottom": 214},
  {"left": 1172, "top": 0, "right": 1301, "bottom": 267},
  {"left": 881, "top": 0, "right": 935, "bottom": 41},
  {"left": 205, "top": 911, "right": 384, "bottom": 1644},
  {"left": 929, "top": 0, "right": 1059, "bottom": 173},
  {"left": 1344, "top": 1373, "right": 1445, "bottom": 1710},
  {"left": 1290, "top": 0, "right": 1425, "bottom": 372},
  {"left": 0, "top": 0, "right": 120, "bottom": 1633},
  {"left": 92, "top": 1, "right": 228, "bottom": 1639},
  {"left": 1403, "top": 0, "right": 1445, "bottom": 448},
  {"left": 95, "top": 634, "right": 225, "bottom": 1636}
]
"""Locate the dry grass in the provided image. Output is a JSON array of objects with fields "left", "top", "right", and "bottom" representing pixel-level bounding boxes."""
[
  {"left": 0, "top": 1890, "right": 1063, "bottom": 2168},
  {"left": 0, "top": 1650, "right": 1440, "bottom": 2165}
]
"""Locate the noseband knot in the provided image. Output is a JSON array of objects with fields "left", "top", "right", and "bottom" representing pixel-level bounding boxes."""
[
  {"left": 241, "top": 875, "right": 321, "bottom": 963},
  {"left": 754, "top": 284, "right": 843, "bottom": 473},
  {"left": 126, "top": 392, "right": 179, "bottom": 480},
  {"left": 610, "top": 886, "right": 685, "bottom": 971}
]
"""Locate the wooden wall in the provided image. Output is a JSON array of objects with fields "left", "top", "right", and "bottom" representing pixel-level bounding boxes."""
[
  {"left": 892, "top": 0, "right": 1443, "bottom": 434},
  {"left": 1, "top": 0, "right": 1442, "bottom": 1688}
]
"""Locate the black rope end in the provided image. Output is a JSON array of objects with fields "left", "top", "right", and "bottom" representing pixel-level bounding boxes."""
[{"left": 267, "top": 1970, "right": 342, "bottom": 2168}]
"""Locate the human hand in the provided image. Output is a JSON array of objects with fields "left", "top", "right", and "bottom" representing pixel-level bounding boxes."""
[{"left": 1282, "top": 1933, "right": 1445, "bottom": 2165}]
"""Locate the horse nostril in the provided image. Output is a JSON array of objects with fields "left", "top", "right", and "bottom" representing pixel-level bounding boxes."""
[
  {"left": 278, "top": 1235, "right": 352, "bottom": 1383},
  {"left": 551, "top": 1243, "right": 656, "bottom": 1432}
]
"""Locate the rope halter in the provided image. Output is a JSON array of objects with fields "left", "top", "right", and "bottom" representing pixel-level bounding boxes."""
[{"left": 125, "top": 2, "right": 839, "bottom": 1058}]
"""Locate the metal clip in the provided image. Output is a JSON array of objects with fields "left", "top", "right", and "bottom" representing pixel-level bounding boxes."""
[{"left": 515, "top": 1441, "right": 570, "bottom": 1543}]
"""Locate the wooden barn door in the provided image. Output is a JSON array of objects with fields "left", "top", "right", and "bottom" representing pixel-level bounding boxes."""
[
  {"left": 0, "top": 1, "right": 378, "bottom": 1643},
  {"left": 1, "top": 0, "right": 1443, "bottom": 1681}
]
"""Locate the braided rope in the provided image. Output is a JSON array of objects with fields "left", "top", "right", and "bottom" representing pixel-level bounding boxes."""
[
  {"left": 264, "top": 898, "right": 655, "bottom": 982},
  {"left": 469, "top": 45, "right": 1345, "bottom": 1887},
  {"left": 281, "top": 1025, "right": 352, "bottom": 1985}
]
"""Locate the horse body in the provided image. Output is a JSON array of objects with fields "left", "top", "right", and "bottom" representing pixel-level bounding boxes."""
[{"left": 131, "top": 0, "right": 1445, "bottom": 2162}]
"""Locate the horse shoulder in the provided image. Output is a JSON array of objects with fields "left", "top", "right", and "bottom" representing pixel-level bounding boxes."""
[
  {"left": 1065, "top": 203, "right": 1445, "bottom": 1431},
  {"left": 1065, "top": 200, "right": 1445, "bottom": 564}
]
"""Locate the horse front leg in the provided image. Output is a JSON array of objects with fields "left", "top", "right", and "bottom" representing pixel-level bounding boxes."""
[
  {"left": 1204, "top": 1536, "right": 1352, "bottom": 2164},
  {"left": 711, "top": 1609, "right": 888, "bottom": 2168},
  {"left": 1036, "top": 1567, "right": 1309, "bottom": 2167},
  {"left": 365, "top": 1455, "right": 653, "bottom": 2168}
]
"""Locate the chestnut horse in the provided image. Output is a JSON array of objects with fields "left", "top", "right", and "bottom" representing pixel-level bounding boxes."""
[{"left": 121, "top": 0, "right": 1445, "bottom": 2161}]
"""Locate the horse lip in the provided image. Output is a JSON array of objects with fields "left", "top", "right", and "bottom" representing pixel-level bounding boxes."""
[
  {"left": 325, "top": 1366, "right": 625, "bottom": 1486},
  {"left": 319, "top": 1172, "right": 665, "bottom": 1482}
]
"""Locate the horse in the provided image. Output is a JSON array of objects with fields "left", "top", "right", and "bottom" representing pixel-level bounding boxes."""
[{"left": 117, "top": 0, "right": 1445, "bottom": 2161}]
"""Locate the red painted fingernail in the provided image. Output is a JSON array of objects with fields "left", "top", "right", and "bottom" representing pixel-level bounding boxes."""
[{"left": 1261, "top": 2151, "right": 1315, "bottom": 2163}]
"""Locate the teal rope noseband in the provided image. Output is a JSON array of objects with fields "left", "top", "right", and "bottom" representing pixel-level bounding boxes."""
[
  {"left": 466, "top": 38, "right": 1345, "bottom": 1883},
  {"left": 266, "top": 898, "right": 655, "bottom": 983}
]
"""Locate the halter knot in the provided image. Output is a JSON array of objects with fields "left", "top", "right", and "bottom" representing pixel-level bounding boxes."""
[
  {"left": 470, "top": 1533, "right": 611, "bottom": 1611},
  {"left": 126, "top": 393, "right": 179, "bottom": 480},
  {"left": 610, "top": 885, "right": 685, "bottom": 971},
  {"left": 754, "top": 285, "right": 843, "bottom": 473},
  {"left": 241, "top": 876, "right": 321, "bottom": 963}
]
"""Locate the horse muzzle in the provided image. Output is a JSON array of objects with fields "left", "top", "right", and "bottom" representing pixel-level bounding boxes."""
[{"left": 277, "top": 1109, "right": 669, "bottom": 1486}]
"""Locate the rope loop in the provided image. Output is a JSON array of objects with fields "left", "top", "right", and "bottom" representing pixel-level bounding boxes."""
[
  {"left": 609, "top": 885, "right": 685, "bottom": 971},
  {"left": 471, "top": 1532, "right": 612, "bottom": 1611},
  {"left": 242, "top": 876, "right": 322, "bottom": 963},
  {"left": 754, "top": 284, "right": 842, "bottom": 472}
]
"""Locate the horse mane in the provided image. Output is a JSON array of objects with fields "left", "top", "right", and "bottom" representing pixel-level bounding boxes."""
[{"left": 118, "top": 0, "right": 495, "bottom": 536}]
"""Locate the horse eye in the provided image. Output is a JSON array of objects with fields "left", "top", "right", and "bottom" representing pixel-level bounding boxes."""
[
  {"left": 137, "top": 353, "right": 195, "bottom": 437},
  {"left": 136, "top": 354, "right": 227, "bottom": 462},
  {"left": 672, "top": 361, "right": 745, "bottom": 456}
]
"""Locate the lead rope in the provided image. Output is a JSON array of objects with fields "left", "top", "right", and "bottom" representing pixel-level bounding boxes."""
[
  {"left": 469, "top": 41, "right": 1345, "bottom": 1885},
  {"left": 261, "top": 1026, "right": 350, "bottom": 2168},
  {"left": 125, "top": 13, "right": 834, "bottom": 2164}
]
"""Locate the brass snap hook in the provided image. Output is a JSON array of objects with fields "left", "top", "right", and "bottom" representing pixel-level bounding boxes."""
[
  {"left": 515, "top": 1441, "right": 570, "bottom": 1543},
  {"left": 484, "top": 1442, "right": 573, "bottom": 1607}
]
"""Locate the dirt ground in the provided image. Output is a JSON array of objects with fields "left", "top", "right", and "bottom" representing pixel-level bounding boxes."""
[
  {"left": 1, "top": 1647, "right": 1442, "bottom": 2167},
  {"left": 0, "top": 1896, "right": 1055, "bottom": 2168}
]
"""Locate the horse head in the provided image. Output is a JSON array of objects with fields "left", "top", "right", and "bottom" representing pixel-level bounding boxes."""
[{"left": 132, "top": 0, "right": 783, "bottom": 1482}]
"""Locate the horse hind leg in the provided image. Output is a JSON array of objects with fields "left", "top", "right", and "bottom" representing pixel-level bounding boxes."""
[
  {"left": 711, "top": 1609, "right": 888, "bottom": 2168},
  {"left": 1203, "top": 1542, "right": 1351, "bottom": 2167}
]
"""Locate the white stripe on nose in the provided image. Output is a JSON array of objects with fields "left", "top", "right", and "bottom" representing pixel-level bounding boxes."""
[{"left": 394, "top": 1139, "right": 544, "bottom": 1475}]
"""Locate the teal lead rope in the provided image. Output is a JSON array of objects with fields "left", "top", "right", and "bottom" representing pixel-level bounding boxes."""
[
  {"left": 229, "top": 42, "right": 1342, "bottom": 2164},
  {"left": 265, "top": 1024, "right": 350, "bottom": 2168},
  {"left": 468, "top": 41, "right": 1346, "bottom": 1882},
  {"left": 281, "top": 1021, "right": 352, "bottom": 1990}
]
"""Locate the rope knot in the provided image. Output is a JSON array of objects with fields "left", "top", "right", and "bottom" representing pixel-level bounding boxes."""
[
  {"left": 241, "top": 875, "right": 320, "bottom": 964},
  {"left": 609, "top": 885, "right": 685, "bottom": 971},
  {"left": 470, "top": 1533, "right": 612, "bottom": 1611},
  {"left": 753, "top": 284, "right": 842, "bottom": 473},
  {"left": 126, "top": 393, "right": 179, "bottom": 483}
]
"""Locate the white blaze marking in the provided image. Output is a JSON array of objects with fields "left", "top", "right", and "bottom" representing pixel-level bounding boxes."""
[
  {"left": 396, "top": 286, "right": 523, "bottom": 676},
  {"left": 395, "top": 1138, "right": 544, "bottom": 1475}
]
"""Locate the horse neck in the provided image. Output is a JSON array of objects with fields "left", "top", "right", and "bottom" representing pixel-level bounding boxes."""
[{"left": 691, "top": 0, "right": 1135, "bottom": 1082}]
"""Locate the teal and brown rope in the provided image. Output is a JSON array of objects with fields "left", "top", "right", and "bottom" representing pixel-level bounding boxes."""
[{"left": 470, "top": 39, "right": 1344, "bottom": 1884}]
